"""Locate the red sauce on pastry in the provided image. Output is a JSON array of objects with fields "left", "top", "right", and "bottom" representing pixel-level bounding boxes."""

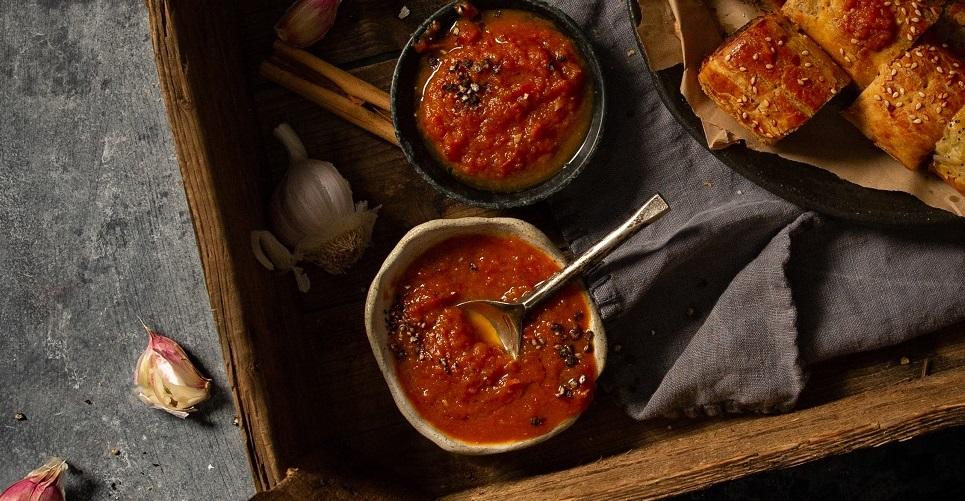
[{"left": 840, "top": 0, "right": 897, "bottom": 51}]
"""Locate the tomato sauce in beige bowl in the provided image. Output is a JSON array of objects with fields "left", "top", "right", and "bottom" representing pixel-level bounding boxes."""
[{"left": 365, "top": 218, "right": 606, "bottom": 453}]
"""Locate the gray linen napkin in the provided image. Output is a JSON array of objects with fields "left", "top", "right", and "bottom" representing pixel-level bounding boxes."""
[{"left": 550, "top": 0, "right": 965, "bottom": 419}]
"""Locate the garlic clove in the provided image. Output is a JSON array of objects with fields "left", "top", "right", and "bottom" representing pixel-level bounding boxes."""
[
  {"left": 0, "top": 457, "right": 68, "bottom": 501},
  {"left": 251, "top": 230, "right": 312, "bottom": 292},
  {"left": 275, "top": 0, "right": 341, "bottom": 48},
  {"left": 134, "top": 324, "right": 211, "bottom": 419},
  {"left": 251, "top": 230, "right": 297, "bottom": 271}
]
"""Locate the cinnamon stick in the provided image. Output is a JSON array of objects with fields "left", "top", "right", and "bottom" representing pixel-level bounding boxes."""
[
  {"left": 259, "top": 61, "right": 399, "bottom": 146},
  {"left": 273, "top": 41, "right": 392, "bottom": 112}
]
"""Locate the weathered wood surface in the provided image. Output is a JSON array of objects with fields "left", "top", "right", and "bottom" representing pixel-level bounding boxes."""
[
  {"left": 149, "top": 0, "right": 965, "bottom": 498},
  {"left": 0, "top": 1, "right": 251, "bottom": 499}
]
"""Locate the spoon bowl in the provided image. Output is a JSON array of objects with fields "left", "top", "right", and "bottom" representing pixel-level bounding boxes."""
[
  {"left": 457, "top": 299, "right": 526, "bottom": 357},
  {"left": 456, "top": 194, "right": 670, "bottom": 359}
]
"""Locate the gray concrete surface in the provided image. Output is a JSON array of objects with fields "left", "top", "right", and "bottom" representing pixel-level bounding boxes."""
[{"left": 0, "top": 1, "right": 253, "bottom": 499}]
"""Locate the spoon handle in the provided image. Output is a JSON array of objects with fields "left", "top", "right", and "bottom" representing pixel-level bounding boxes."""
[{"left": 521, "top": 194, "right": 670, "bottom": 311}]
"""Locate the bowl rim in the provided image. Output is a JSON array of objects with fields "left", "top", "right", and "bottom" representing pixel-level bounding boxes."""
[
  {"left": 363, "top": 217, "right": 607, "bottom": 454},
  {"left": 390, "top": 0, "right": 608, "bottom": 209}
]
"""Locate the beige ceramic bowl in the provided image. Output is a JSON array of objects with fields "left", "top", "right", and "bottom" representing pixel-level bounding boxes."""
[{"left": 364, "top": 217, "right": 607, "bottom": 454}]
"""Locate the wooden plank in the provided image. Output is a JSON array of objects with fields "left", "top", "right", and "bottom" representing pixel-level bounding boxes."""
[
  {"left": 146, "top": 0, "right": 306, "bottom": 490},
  {"left": 237, "top": 0, "right": 450, "bottom": 76},
  {"left": 448, "top": 361, "right": 965, "bottom": 500}
]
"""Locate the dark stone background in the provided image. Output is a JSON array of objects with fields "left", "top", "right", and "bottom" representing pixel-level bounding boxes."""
[
  {"left": 1, "top": 1, "right": 961, "bottom": 500},
  {"left": 0, "top": 1, "right": 251, "bottom": 499}
]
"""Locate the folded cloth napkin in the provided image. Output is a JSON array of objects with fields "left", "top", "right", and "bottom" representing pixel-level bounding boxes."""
[{"left": 550, "top": 0, "right": 965, "bottom": 419}]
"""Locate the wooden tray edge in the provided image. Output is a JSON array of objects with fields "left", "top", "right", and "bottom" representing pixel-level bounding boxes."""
[
  {"left": 448, "top": 365, "right": 965, "bottom": 500},
  {"left": 146, "top": 0, "right": 283, "bottom": 491},
  {"left": 145, "top": 0, "right": 965, "bottom": 497}
]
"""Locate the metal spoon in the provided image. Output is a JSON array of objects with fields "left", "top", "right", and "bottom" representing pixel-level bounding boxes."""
[{"left": 458, "top": 194, "right": 670, "bottom": 359}]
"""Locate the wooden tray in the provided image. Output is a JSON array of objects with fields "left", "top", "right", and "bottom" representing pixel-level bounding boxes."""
[{"left": 146, "top": 0, "right": 965, "bottom": 498}]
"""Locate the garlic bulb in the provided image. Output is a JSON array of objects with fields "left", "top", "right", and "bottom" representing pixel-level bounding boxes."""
[
  {"left": 134, "top": 324, "right": 211, "bottom": 418},
  {"left": 0, "top": 458, "right": 68, "bottom": 501},
  {"left": 275, "top": 0, "right": 341, "bottom": 48},
  {"left": 252, "top": 123, "right": 377, "bottom": 291}
]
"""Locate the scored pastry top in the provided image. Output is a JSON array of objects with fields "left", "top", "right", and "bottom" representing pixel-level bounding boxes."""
[
  {"left": 844, "top": 44, "right": 965, "bottom": 170},
  {"left": 782, "top": 0, "right": 944, "bottom": 88},
  {"left": 698, "top": 14, "right": 851, "bottom": 144}
]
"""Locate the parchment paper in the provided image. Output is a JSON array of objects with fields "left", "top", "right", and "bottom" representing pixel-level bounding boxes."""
[{"left": 636, "top": 0, "right": 965, "bottom": 216}]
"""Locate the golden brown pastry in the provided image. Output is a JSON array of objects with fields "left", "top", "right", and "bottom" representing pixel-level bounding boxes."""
[
  {"left": 698, "top": 14, "right": 851, "bottom": 144},
  {"left": 844, "top": 44, "right": 965, "bottom": 170},
  {"left": 932, "top": 105, "right": 965, "bottom": 194},
  {"left": 782, "top": 0, "right": 944, "bottom": 88}
]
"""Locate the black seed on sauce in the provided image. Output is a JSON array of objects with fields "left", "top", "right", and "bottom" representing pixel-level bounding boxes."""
[
  {"left": 530, "top": 416, "right": 544, "bottom": 426},
  {"left": 557, "top": 344, "right": 579, "bottom": 367}
]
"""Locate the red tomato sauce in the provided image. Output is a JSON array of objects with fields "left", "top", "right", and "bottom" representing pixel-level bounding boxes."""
[
  {"left": 415, "top": 8, "right": 592, "bottom": 191},
  {"left": 387, "top": 235, "right": 596, "bottom": 443},
  {"left": 840, "top": 0, "right": 896, "bottom": 52}
]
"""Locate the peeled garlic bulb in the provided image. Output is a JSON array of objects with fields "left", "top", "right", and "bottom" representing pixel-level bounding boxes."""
[
  {"left": 134, "top": 324, "right": 211, "bottom": 418},
  {"left": 253, "top": 124, "right": 377, "bottom": 289},
  {"left": 0, "top": 457, "right": 67, "bottom": 501}
]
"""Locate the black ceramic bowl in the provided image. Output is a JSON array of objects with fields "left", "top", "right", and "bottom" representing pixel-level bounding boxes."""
[{"left": 391, "top": 0, "right": 606, "bottom": 209}]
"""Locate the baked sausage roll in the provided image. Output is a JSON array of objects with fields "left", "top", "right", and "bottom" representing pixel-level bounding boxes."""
[
  {"left": 698, "top": 14, "right": 851, "bottom": 144},
  {"left": 782, "top": 0, "right": 944, "bottom": 88},
  {"left": 844, "top": 44, "right": 965, "bottom": 170},
  {"left": 933, "top": 106, "right": 965, "bottom": 194}
]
